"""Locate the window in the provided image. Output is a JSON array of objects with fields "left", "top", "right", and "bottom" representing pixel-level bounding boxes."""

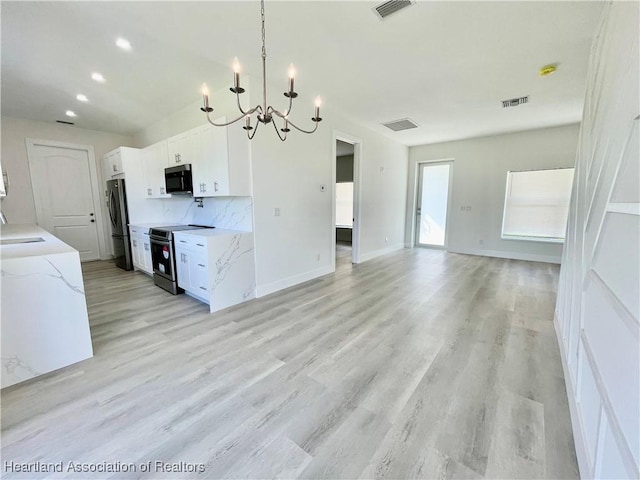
[
  {"left": 502, "top": 167, "right": 574, "bottom": 242},
  {"left": 336, "top": 182, "right": 353, "bottom": 227}
]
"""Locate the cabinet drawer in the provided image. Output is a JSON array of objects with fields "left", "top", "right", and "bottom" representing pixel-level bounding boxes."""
[{"left": 174, "top": 235, "right": 207, "bottom": 250}]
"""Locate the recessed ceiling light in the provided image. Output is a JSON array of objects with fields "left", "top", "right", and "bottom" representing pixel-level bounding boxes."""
[
  {"left": 115, "top": 38, "right": 132, "bottom": 51},
  {"left": 66, "top": 110, "right": 77, "bottom": 117},
  {"left": 91, "top": 72, "right": 106, "bottom": 83},
  {"left": 76, "top": 94, "right": 88, "bottom": 102}
]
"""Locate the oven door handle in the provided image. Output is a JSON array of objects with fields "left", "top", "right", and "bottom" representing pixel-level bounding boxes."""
[{"left": 150, "top": 238, "right": 171, "bottom": 245}]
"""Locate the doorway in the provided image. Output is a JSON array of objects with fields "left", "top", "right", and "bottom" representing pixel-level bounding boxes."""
[
  {"left": 332, "top": 131, "right": 361, "bottom": 268},
  {"left": 336, "top": 140, "right": 354, "bottom": 265},
  {"left": 26, "top": 139, "right": 105, "bottom": 261},
  {"left": 415, "top": 161, "right": 453, "bottom": 248}
]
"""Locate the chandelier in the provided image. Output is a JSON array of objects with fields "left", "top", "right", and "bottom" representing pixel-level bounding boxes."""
[{"left": 199, "top": 0, "right": 322, "bottom": 141}]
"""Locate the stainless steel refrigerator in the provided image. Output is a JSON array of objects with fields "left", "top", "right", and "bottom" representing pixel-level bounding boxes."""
[{"left": 106, "top": 178, "right": 132, "bottom": 270}]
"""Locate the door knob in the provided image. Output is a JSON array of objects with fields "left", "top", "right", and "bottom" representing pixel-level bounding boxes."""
[
  {"left": 90, "top": 213, "right": 94, "bottom": 216},
  {"left": 91, "top": 219, "right": 95, "bottom": 223}
]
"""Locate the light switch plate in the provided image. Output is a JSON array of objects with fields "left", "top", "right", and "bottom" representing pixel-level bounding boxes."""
[{"left": 320, "top": 184, "right": 326, "bottom": 192}]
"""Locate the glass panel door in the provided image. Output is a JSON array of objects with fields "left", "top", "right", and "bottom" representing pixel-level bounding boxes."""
[{"left": 416, "top": 162, "right": 452, "bottom": 247}]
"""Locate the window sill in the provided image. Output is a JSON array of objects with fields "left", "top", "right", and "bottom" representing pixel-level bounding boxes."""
[{"left": 501, "top": 235, "right": 565, "bottom": 244}]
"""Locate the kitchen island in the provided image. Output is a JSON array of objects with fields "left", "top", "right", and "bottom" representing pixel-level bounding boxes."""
[{"left": 0, "top": 224, "right": 93, "bottom": 388}]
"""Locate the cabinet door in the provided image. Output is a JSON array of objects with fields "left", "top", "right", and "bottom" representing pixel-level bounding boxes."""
[
  {"left": 131, "top": 236, "right": 142, "bottom": 268},
  {"left": 104, "top": 151, "right": 114, "bottom": 179},
  {"left": 112, "top": 150, "right": 124, "bottom": 175},
  {"left": 143, "top": 141, "right": 169, "bottom": 197},
  {"left": 167, "top": 133, "right": 191, "bottom": 166},
  {"left": 191, "top": 122, "right": 229, "bottom": 197},
  {"left": 142, "top": 237, "right": 152, "bottom": 273},
  {"left": 175, "top": 247, "right": 192, "bottom": 291},
  {"left": 191, "top": 254, "right": 209, "bottom": 295}
]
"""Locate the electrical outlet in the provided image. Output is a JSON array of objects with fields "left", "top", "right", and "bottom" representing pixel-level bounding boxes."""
[{"left": 274, "top": 207, "right": 281, "bottom": 217}]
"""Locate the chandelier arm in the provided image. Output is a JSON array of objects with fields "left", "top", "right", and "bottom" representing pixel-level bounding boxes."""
[
  {"left": 206, "top": 108, "right": 259, "bottom": 127},
  {"left": 235, "top": 90, "right": 250, "bottom": 115},
  {"left": 284, "top": 118, "right": 320, "bottom": 135},
  {"left": 271, "top": 117, "right": 287, "bottom": 142},
  {"left": 271, "top": 109, "right": 319, "bottom": 134},
  {"left": 247, "top": 119, "right": 261, "bottom": 140}
]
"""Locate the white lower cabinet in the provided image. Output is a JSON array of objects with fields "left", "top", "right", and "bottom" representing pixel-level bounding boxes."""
[
  {"left": 173, "top": 229, "right": 255, "bottom": 313},
  {"left": 129, "top": 225, "right": 153, "bottom": 275}
]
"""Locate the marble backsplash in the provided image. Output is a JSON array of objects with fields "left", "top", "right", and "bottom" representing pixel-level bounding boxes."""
[{"left": 159, "top": 196, "right": 253, "bottom": 232}]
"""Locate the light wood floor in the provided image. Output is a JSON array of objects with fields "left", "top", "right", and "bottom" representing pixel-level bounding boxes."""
[{"left": 1, "top": 248, "right": 578, "bottom": 479}]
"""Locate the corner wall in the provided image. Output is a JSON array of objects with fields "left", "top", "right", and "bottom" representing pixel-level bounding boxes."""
[
  {"left": 406, "top": 124, "right": 580, "bottom": 263},
  {"left": 555, "top": 2, "right": 639, "bottom": 478}
]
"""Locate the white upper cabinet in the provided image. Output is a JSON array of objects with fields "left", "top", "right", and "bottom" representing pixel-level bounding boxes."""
[
  {"left": 142, "top": 140, "right": 171, "bottom": 198},
  {"left": 191, "top": 118, "right": 251, "bottom": 197},
  {"left": 167, "top": 131, "right": 191, "bottom": 166},
  {"left": 103, "top": 149, "right": 124, "bottom": 178},
  {"left": 191, "top": 123, "right": 231, "bottom": 197}
]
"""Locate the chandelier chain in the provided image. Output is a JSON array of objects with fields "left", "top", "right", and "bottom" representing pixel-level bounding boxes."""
[{"left": 261, "top": 0, "right": 266, "bottom": 59}]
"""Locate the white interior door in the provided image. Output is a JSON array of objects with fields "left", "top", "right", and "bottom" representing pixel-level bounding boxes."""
[
  {"left": 28, "top": 143, "right": 101, "bottom": 261},
  {"left": 415, "top": 161, "right": 453, "bottom": 248}
]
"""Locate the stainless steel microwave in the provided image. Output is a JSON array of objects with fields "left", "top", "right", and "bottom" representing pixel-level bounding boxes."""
[{"left": 165, "top": 164, "right": 193, "bottom": 195}]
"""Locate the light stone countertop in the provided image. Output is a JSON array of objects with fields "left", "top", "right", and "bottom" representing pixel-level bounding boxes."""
[
  {"left": 0, "top": 224, "right": 77, "bottom": 260},
  {"left": 128, "top": 222, "right": 170, "bottom": 230},
  {"left": 174, "top": 228, "right": 248, "bottom": 238}
]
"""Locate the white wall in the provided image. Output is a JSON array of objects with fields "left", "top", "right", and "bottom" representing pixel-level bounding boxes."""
[
  {"left": 247, "top": 76, "right": 407, "bottom": 295},
  {"left": 555, "top": 3, "right": 639, "bottom": 479},
  {"left": 0, "top": 116, "right": 134, "bottom": 258},
  {"left": 407, "top": 124, "right": 580, "bottom": 263},
  {"left": 133, "top": 76, "right": 408, "bottom": 297}
]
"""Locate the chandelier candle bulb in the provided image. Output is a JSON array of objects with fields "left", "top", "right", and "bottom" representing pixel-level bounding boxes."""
[
  {"left": 288, "top": 63, "right": 296, "bottom": 93},
  {"left": 232, "top": 57, "right": 242, "bottom": 92},
  {"left": 201, "top": 83, "right": 210, "bottom": 109},
  {"left": 314, "top": 96, "right": 322, "bottom": 120}
]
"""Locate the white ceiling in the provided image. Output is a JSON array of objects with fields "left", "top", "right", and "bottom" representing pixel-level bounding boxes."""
[{"left": 1, "top": 1, "right": 604, "bottom": 146}]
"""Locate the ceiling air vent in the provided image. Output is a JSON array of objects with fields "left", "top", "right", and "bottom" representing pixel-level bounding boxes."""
[
  {"left": 382, "top": 118, "right": 419, "bottom": 132},
  {"left": 374, "top": 0, "right": 414, "bottom": 20},
  {"left": 56, "top": 120, "right": 75, "bottom": 125},
  {"left": 502, "top": 96, "right": 529, "bottom": 108}
]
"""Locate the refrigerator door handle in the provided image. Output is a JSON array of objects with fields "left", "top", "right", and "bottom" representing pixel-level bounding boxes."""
[{"left": 108, "top": 190, "right": 118, "bottom": 229}]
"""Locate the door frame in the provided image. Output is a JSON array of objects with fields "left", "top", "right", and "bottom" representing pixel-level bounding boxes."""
[
  {"left": 332, "top": 130, "right": 362, "bottom": 268},
  {"left": 25, "top": 138, "right": 107, "bottom": 260},
  {"left": 414, "top": 159, "right": 454, "bottom": 249}
]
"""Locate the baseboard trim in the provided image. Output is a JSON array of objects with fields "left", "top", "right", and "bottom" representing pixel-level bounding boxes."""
[
  {"left": 448, "top": 247, "right": 561, "bottom": 264},
  {"left": 554, "top": 314, "right": 591, "bottom": 479},
  {"left": 357, "top": 243, "right": 405, "bottom": 263},
  {"left": 256, "top": 265, "right": 334, "bottom": 298}
]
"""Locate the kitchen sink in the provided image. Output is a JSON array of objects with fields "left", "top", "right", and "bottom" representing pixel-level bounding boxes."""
[{"left": 0, "top": 237, "right": 45, "bottom": 245}]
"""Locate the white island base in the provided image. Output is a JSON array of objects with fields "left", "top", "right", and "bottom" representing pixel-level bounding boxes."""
[{"left": 1, "top": 225, "right": 93, "bottom": 389}]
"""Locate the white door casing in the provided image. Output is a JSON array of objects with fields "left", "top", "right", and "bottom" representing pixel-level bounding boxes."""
[{"left": 26, "top": 139, "right": 105, "bottom": 261}]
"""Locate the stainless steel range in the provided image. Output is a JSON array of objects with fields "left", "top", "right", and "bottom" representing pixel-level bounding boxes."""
[{"left": 149, "top": 225, "right": 214, "bottom": 294}]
